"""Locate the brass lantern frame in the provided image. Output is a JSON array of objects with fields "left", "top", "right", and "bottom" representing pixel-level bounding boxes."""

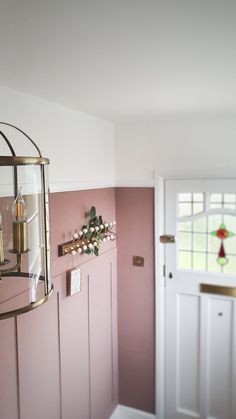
[{"left": 0, "top": 122, "right": 53, "bottom": 320}]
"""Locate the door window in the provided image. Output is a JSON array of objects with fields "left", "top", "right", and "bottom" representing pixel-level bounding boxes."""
[{"left": 177, "top": 193, "right": 236, "bottom": 274}]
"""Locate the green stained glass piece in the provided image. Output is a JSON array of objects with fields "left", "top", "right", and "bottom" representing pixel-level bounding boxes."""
[
  {"left": 211, "top": 231, "right": 217, "bottom": 237},
  {"left": 211, "top": 223, "right": 235, "bottom": 240},
  {"left": 217, "top": 256, "right": 228, "bottom": 266}
]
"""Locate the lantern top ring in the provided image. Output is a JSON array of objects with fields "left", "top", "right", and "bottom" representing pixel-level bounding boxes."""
[{"left": 0, "top": 156, "right": 49, "bottom": 166}]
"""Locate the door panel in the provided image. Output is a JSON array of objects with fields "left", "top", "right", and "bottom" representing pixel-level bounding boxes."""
[
  {"left": 165, "top": 180, "right": 236, "bottom": 419},
  {"left": 206, "top": 297, "right": 233, "bottom": 419},
  {"left": 166, "top": 287, "right": 201, "bottom": 418},
  {"left": 177, "top": 294, "right": 200, "bottom": 416}
]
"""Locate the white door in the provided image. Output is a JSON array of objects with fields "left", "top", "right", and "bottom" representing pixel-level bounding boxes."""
[{"left": 165, "top": 179, "right": 236, "bottom": 419}]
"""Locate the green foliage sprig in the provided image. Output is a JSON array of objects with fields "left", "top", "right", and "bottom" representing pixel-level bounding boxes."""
[{"left": 72, "top": 206, "right": 117, "bottom": 257}]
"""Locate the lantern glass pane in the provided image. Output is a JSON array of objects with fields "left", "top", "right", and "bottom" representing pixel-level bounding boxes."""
[{"left": 0, "top": 164, "right": 51, "bottom": 315}]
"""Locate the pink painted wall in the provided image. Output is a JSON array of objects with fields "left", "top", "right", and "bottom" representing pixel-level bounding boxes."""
[
  {"left": 0, "top": 188, "right": 118, "bottom": 419},
  {"left": 50, "top": 188, "right": 117, "bottom": 278},
  {"left": 0, "top": 186, "right": 156, "bottom": 419},
  {"left": 115, "top": 187, "right": 155, "bottom": 413}
]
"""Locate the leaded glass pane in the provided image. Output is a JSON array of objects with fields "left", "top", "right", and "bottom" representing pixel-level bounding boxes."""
[
  {"left": 193, "top": 253, "right": 206, "bottom": 271},
  {"left": 179, "top": 221, "right": 192, "bottom": 232},
  {"left": 224, "top": 194, "right": 236, "bottom": 203},
  {"left": 179, "top": 193, "right": 192, "bottom": 202},
  {"left": 224, "top": 215, "right": 236, "bottom": 231},
  {"left": 210, "top": 203, "right": 222, "bottom": 209},
  {"left": 210, "top": 193, "right": 236, "bottom": 210},
  {"left": 224, "top": 235, "right": 236, "bottom": 254},
  {"left": 178, "top": 193, "right": 205, "bottom": 217},
  {"left": 208, "top": 235, "right": 220, "bottom": 253},
  {"left": 193, "top": 218, "right": 206, "bottom": 233},
  {"left": 208, "top": 215, "right": 222, "bottom": 233},
  {"left": 207, "top": 254, "right": 221, "bottom": 273},
  {"left": 193, "top": 203, "right": 204, "bottom": 214},
  {"left": 210, "top": 193, "right": 222, "bottom": 203},
  {"left": 179, "top": 203, "right": 192, "bottom": 217},
  {"left": 178, "top": 232, "right": 192, "bottom": 251},
  {"left": 223, "top": 203, "right": 235, "bottom": 210},
  {"left": 179, "top": 251, "right": 192, "bottom": 270},
  {"left": 193, "top": 193, "right": 204, "bottom": 202},
  {"left": 193, "top": 233, "right": 206, "bottom": 252},
  {"left": 224, "top": 256, "right": 236, "bottom": 274},
  {"left": 177, "top": 192, "right": 236, "bottom": 274}
]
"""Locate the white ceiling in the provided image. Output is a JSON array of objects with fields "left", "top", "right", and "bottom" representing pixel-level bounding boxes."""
[{"left": 0, "top": 0, "right": 236, "bottom": 122}]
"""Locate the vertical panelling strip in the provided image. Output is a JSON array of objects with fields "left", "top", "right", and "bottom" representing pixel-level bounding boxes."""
[
  {"left": 110, "top": 260, "right": 114, "bottom": 402},
  {"left": 229, "top": 300, "right": 234, "bottom": 417},
  {"left": 232, "top": 300, "right": 236, "bottom": 416},
  {"left": 57, "top": 292, "right": 63, "bottom": 419},
  {"left": 88, "top": 274, "right": 92, "bottom": 419},
  {"left": 15, "top": 317, "right": 21, "bottom": 419},
  {"left": 176, "top": 293, "right": 180, "bottom": 409}
]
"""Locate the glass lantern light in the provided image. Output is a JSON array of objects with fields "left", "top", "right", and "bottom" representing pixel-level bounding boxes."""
[{"left": 0, "top": 122, "right": 53, "bottom": 320}]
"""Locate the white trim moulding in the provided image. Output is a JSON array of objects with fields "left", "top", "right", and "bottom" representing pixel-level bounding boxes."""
[
  {"left": 50, "top": 180, "right": 156, "bottom": 193},
  {"left": 115, "top": 180, "right": 155, "bottom": 188},
  {"left": 50, "top": 180, "right": 115, "bottom": 193}
]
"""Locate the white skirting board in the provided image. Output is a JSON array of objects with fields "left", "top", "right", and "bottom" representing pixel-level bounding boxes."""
[{"left": 110, "top": 405, "right": 156, "bottom": 419}]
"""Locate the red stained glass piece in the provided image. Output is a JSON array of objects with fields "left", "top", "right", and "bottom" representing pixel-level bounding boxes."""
[
  {"left": 217, "top": 228, "right": 228, "bottom": 240},
  {"left": 219, "top": 242, "right": 226, "bottom": 258},
  {"left": 211, "top": 224, "right": 234, "bottom": 267}
]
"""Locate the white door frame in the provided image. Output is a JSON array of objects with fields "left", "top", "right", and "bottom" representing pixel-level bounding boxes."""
[{"left": 154, "top": 175, "right": 236, "bottom": 419}]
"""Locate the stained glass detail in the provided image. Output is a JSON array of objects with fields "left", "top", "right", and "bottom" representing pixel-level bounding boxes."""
[
  {"left": 177, "top": 193, "right": 236, "bottom": 274},
  {"left": 211, "top": 223, "right": 235, "bottom": 266}
]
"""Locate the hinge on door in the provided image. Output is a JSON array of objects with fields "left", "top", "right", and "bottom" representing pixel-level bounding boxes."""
[{"left": 163, "top": 264, "right": 166, "bottom": 277}]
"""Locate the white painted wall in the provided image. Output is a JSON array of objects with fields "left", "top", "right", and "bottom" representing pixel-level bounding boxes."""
[
  {"left": 114, "top": 111, "right": 236, "bottom": 184},
  {"left": 0, "top": 85, "right": 115, "bottom": 192},
  {"left": 2, "top": 85, "right": 236, "bottom": 190}
]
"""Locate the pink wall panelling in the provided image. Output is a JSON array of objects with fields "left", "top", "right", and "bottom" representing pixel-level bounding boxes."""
[
  {"left": 115, "top": 187, "right": 155, "bottom": 413},
  {"left": 50, "top": 188, "right": 117, "bottom": 278},
  {"left": 0, "top": 188, "right": 118, "bottom": 419},
  {"left": 58, "top": 271, "right": 90, "bottom": 419},
  {"left": 59, "top": 249, "right": 118, "bottom": 419},
  {"left": 89, "top": 252, "right": 118, "bottom": 419},
  {"left": 17, "top": 291, "right": 61, "bottom": 419},
  {"left": 0, "top": 318, "right": 19, "bottom": 419},
  {"left": 0, "top": 186, "right": 156, "bottom": 418},
  {"left": 0, "top": 248, "right": 118, "bottom": 419}
]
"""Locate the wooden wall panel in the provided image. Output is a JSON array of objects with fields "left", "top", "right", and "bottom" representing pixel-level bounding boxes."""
[
  {"left": 0, "top": 318, "right": 19, "bottom": 419},
  {"left": 116, "top": 187, "right": 155, "bottom": 413},
  {"left": 17, "top": 293, "right": 60, "bottom": 419},
  {"left": 111, "top": 252, "right": 119, "bottom": 410},
  {"left": 89, "top": 251, "right": 117, "bottom": 419},
  {"left": 0, "top": 189, "right": 118, "bottom": 419},
  {"left": 58, "top": 272, "right": 90, "bottom": 419}
]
